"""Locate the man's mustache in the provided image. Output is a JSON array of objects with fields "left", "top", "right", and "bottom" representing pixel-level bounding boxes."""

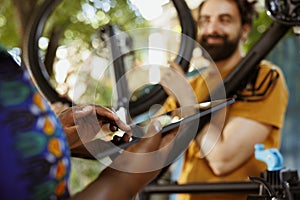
[{"left": 202, "top": 34, "right": 227, "bottom": 42}]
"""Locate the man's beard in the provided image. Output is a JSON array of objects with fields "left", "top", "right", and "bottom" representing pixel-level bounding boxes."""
[{"left": 200, "top": 34, "right": 240, "bottom": 62}]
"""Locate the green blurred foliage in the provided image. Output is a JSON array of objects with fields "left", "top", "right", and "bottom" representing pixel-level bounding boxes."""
[
  {"left": 0, "top": 0, "right": 20, "bottom": 47},
  {"left": 244, "top": 9, "right": 273, "bottom": 52},
  {"left": 69, "top": 158, "right": 105, "bottom": 195},
  {"left": 244, "top": 9, "right": 294, "bottom": 52},
  {"left": 0, "top": 0, "right": 149, "bottom": 48},
  {"left": 43, "top": 0, "right": 148, "bottom": 47}
]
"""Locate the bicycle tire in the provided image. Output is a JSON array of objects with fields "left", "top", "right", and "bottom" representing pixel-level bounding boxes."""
[{"left": 23, "top": 0, "right": 196, "bottom": 117}]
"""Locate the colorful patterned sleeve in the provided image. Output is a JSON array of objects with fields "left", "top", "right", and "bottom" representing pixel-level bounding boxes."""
[{"left": 0, "top": 47, "right": 71, "bottom": 200}]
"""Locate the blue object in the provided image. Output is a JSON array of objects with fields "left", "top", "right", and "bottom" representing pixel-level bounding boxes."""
[
  {"left": 254, "top": 144, "right": 284, "bottom": 171},
  {"left": 0, "top": 47, "right": 71, "bottom": 199}
]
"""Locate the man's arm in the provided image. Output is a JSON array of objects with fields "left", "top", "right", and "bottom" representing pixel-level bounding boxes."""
[{"left": 197, "top": 114, "right": 272, "bottom": 176}]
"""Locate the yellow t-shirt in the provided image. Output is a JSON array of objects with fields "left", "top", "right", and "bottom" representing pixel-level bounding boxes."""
[{"left": 165, "top": 60, "right": 289, "bottom": 200}]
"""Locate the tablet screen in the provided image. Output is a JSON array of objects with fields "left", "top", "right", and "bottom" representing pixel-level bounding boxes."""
[{"left": 130, "top": 98, "right": 235, "bottom": 136}]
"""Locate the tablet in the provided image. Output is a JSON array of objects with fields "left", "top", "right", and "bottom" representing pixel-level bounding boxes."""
[
  {"left": 160, "top": 98, "right": 235, "bottom": 136},
  {"left": 93, "top": 98, "right": 235, "bottom": 160}
]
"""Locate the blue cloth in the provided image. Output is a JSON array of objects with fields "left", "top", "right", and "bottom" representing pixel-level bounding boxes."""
[{"left": 0, "top": 48, "right": 71, "bottom": 200}]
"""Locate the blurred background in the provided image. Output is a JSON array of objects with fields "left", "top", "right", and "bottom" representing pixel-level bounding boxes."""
[{"left": 1, "top": 0, "right": 299, "bottom": 196}]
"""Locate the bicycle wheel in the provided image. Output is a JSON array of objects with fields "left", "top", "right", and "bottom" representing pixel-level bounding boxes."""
[{"left": 23, "top": 0, "right": 196, "bottom": 118}]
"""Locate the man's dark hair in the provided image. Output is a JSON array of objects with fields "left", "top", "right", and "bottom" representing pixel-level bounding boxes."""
[{"left": 198, "top": 0, "right": 258, "bottom": 26}]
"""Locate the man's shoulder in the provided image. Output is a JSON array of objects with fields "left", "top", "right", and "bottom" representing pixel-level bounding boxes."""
[
  {"left": 259, "top": 60, "right": 285, "bottom": 75},
  {"left": 259, "top": 60, "right": 280, "bottom": 70}
]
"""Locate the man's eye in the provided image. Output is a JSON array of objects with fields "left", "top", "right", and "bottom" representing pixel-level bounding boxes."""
[
  {"left": 198, "top": 18, "right": 209, "bottom": 25},
  {"left": 220, "top": 16, "right": 232, "bottom": 24}
]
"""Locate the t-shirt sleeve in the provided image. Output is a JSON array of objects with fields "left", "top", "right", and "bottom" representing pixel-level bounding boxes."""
[{"left": 229, "top": 61, "right": 289, "bottom": 129}]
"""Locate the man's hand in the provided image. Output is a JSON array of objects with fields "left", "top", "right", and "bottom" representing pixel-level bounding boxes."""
[{"left": 160, "top": 62, "right": 185, "bottom": 97}]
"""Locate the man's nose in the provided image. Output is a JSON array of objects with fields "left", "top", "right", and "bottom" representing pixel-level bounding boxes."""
[{"left": 206, "top": 19, "right": 220, "bottom": 34}]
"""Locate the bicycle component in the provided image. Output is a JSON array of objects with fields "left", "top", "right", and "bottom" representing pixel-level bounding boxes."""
[
  {"left": 255, "top": 144, "right": 283, "bottom": 171},
  {"left": 105, "top": 25, "right": 130, "bottom": 109},
  {"left": 254, "top": 144, "right": 284, "bottom": 199},
  {"left": 23, "top": 0, "right": 196, "bottom": 118},
  {"left": 248, "top": 176, "right": 277, "bottom": 200},
  {"left": 265, "top": 0, "right": 300, "bottom": 26},
  {"left": 128, "top": 0, "right": 197, "bottom": 116},
  {"left": 23, "top": 0, "right": 70, "bottom": 105}
]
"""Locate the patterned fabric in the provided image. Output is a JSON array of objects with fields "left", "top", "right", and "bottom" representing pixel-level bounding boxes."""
[{"left": 0, "top": 47, "right": 71, "bottom": 200}]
